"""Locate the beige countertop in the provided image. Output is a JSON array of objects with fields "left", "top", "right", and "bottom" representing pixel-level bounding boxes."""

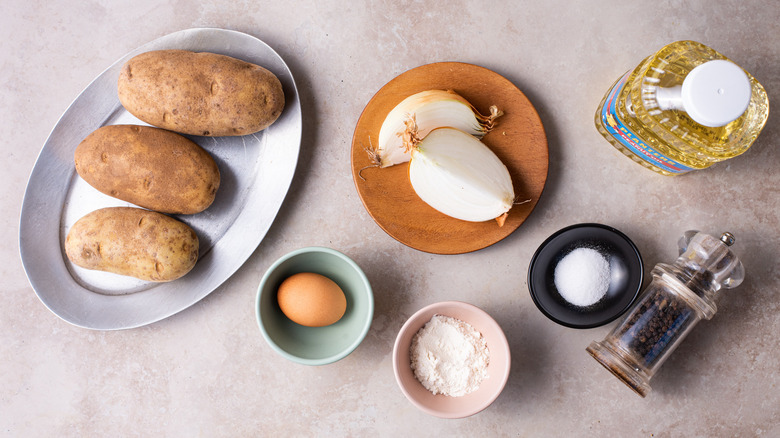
[{"left": 3, "top": 1, "right": 779, "bottom": 436}]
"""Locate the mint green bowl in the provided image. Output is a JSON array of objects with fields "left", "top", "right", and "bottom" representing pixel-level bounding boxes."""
[{"left": 256, "top": 247, "right": 374, "bottom": 365}]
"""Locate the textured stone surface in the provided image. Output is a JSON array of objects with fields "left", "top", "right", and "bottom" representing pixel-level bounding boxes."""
[{"left": 2, "top": 1, "right": 778, "bottom": 436}]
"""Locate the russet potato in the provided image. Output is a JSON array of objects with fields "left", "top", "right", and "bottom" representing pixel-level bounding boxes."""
[
  {"left": 117, "top": 50, "right": 285, "bottom": 136},
  {"left": 65, "top": 207, "right": 199, "bottom": 282},
  {"left": 75, "top": 124, "right": 220, "bottom": 215}
]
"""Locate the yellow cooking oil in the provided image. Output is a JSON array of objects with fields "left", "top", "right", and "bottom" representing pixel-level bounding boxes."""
[{"left": 595, "top": 40, "right": 769, "bottom": 175}]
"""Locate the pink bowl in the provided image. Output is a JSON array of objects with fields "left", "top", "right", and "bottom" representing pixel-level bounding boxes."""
[{"left": 392, "top": 301, "right": 511, "bottom": 418}]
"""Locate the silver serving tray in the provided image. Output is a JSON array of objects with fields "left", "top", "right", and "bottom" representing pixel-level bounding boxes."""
[{"left": 19, "top": 28, "right": 302, "bottom": 330}]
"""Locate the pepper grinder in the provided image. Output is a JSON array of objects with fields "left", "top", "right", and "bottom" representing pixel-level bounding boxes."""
[{"left": 586, "top": 230, "right": 744, "bottom": 397}]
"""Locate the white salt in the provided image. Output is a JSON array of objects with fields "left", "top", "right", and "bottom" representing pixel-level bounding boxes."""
[{"left": 554, "top": 247, "right": 610, "bottom": 307}]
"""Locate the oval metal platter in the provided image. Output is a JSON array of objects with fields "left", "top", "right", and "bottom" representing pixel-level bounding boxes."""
[{"left": 19, "top": 28, "right": 302, "bottom": 330}]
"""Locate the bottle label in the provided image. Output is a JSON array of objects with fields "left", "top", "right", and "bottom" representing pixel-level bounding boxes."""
[{"left": 601, "top": 72, "right": 694, "bottom": 174}]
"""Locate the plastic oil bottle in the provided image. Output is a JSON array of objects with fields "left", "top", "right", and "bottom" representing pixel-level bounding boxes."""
[{"left": 595, "top": 41, "right": 769, "bottom": 175}]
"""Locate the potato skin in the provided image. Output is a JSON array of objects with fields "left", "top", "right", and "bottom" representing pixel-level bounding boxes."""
[
  {"left": 117, "top": 50, "right": 285, "bottom": 136},
  {"left": 65, "top": 207, "right": 199, "bottom": 282},
  {"left": 75, "top": 125, "right": 220, "bottom": 215}
]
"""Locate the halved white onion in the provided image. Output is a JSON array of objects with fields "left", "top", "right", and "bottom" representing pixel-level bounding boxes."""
[
  {"left": 408, "top": 126, "right": 515, "bottom": 225},
  {"left": 368, "top": 90, "right": 501, "bottom": 168}
]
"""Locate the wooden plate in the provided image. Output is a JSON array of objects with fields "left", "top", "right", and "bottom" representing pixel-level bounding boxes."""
[{"left": 350, "top": 62, "right": 548, "bottom": 254}]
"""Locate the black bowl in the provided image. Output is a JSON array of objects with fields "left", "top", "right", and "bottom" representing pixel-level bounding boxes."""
[{"left": 527, "top": 223, "right": 644, "bottom": 329}]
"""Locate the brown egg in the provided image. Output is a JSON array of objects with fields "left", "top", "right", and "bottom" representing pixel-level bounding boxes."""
[{"left": 277, "top": 272, "right": 347, "bottom": 327}]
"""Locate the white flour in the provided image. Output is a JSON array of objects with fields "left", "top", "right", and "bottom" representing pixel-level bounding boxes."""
[{"left": 409, "top": 314, "right": 489, "bottom": 397}]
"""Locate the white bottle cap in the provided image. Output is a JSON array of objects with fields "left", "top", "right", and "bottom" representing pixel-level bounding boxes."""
[{"left": 681, "top": 60, "right": 751, "bottom": 127}]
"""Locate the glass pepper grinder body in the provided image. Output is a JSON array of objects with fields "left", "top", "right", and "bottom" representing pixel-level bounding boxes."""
[
  {"left": 587, "top": 231, "right": 744, "bottom": 397},
  {"left": 595, "top": 40, "right": 769, "bottom": 175}
]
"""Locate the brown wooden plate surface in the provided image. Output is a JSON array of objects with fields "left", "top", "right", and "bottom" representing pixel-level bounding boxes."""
[{"left": 351, "top": 62, "right": 548, "bottom": 254}]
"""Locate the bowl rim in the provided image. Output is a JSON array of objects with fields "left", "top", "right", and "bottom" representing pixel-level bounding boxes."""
[
  {"left": 392, "top": 300, "right": 511, "bottom": 418},
  {"left": 527, "top": 222, "right": 644, "bottom": 329},
  {"left": 255, "top": 246, "right": 374, "bottom": 366}
]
